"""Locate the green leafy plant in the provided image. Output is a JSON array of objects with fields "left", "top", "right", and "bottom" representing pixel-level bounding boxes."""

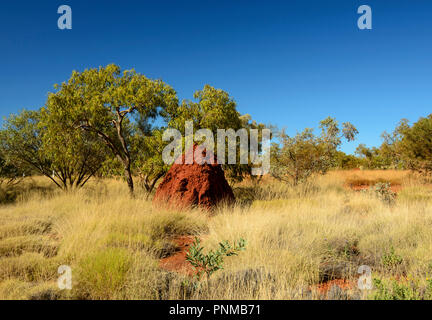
[
  {"left": 186, "top": 237, "right": 247, "bottom": 281},
  {"left": 372, "top": 278, "right": 420, "bottom": 300},
  {"left": 381, "top": 246, "right": 404, "bottom": 269}
]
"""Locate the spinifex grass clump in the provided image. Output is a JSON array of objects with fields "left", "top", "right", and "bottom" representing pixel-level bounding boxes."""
[{"left": 186, "top": 237, "right": 247, "bottom": 281}]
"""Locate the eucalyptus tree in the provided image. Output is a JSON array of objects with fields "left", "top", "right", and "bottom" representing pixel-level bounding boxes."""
[
  {"left": 45, "top": 64, "right": 178, "bottom": 194},
  {"left": 0, "top": 109, "right": 108, "bottom": 190},
  {"left": 271, "top": 117, "right": 358, "bottom": 185},
  {"left": 165, "top": 84, "right": 267, "bottom": 184}
]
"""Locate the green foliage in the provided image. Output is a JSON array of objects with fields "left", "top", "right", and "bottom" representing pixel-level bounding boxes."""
[
  {"left": 0, "top": 110, "right": 45, "bottom": 176},
  {"left": 166, "top": 84, "right": 242, "bottom": 133},
  {"left": 364, "top": 116, "right": 432, "bottom": 172},
  {"left": 1, "top": 68, "right": 270, "bottom": 193},
  {"left": 0, "top": 109, "right": 107, "bottom": 190},
  {"left": 355, "top": 144, "right": 395, "bottom": 169},
  {"left": 381, "top": 246, "right": 404, "bottom": 269},
  {"left": 40, "top": 107, "right": 109, "bottom": 189},
  {"left": 223, "top": 115, "right": 269, "bottom": 184},
  {"left": 396, "top": 115, "right": 432, "bottom": 174},
  {"left": 45, "top": 64, "right": 178, "bottom": 194},
  {"left": 75, "top": 248, "right": 132, "bottom": 299},
  {"left": 334, "top": 151, "right": 363, "bottom": 169},
  {"left": 351, "top": 119, "right": 411, "bottom": 170},
  {"left": 372, "top": 278, "right": 421, "bottom": 300},
  {"left": 0, "top": 153, "right": 23, "bottom": 203},
  {"left": 0, "top": 152, "right": 22, "bottom": 181},
  {"left": 186, "top": 237, "right": 247, "bottom": 281},
  {"left": 166, "top": 85, "right": 267, "bottom": 184},
  {"left": 131, "top": 129, "right": 169, "bottom": 196},
  {"left": 271, "top": 117, "right": 358, "bottom": 185}
]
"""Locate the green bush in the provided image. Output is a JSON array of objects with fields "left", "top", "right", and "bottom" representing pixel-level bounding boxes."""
[
  {"left": 362, "top": 182, "right": 396, "bottom": 205},
  {"left": 0, "top": 185, "right": 19, "bottom": 204},
  {"left": 186, "top": 237, "right": 247, "bottom": 281},
  {"left": 372, "top": 278, "right": 421, "bottom": 300},
  {"left": 381, "top": 247, "right": 404, "bottom": 269}
]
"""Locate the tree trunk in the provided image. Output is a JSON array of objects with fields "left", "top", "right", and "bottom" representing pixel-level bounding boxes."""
[
  {"left": 124, "top": 161, "right": 134, "bottom": 196},
  {"left": 114, "top": 113, "right": 134, "bottom": 196}
]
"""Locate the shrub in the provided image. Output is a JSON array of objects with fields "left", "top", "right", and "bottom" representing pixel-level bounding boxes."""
[
  {"left": 381, "top": 247, "right": 404, "bottom": 269},
  {"left": 186, "top": 237, "right": 247, "bottom": 281},
  {"left": 362, "top": 182, "right": 396, "bottom": 205},
  {"left": 270, "top": 117, "right": 358, "bottom": 186},
  {"left": 373, "top": 182, "right": 396, "bottom": 205},
  {"left": 372, "top": 278, "right": 421, "bottom": 300}
]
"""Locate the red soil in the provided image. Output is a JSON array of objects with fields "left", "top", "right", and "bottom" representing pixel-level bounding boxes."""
[
  {"left": 153, "top": 144, "right": 235, "bottom": 210},
  {"left": 159, "top": 236, "right": 196, "bottom": 275},
  {"left": 314, "top": 279, "right": 355, "bottom": 296}
]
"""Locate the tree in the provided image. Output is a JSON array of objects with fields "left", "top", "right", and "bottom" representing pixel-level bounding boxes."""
[
  {"left": 334, "top": 151, "right": 363, "bottom": 170},
  {"left": 223, "top": 114, "right": 269, "bottom": 184},
  {"left": 0, "top": 151, "right": 23, "bottom": 203},
  {"left": 0, "top": 110, "right": 55, "bottom": 185},
  {"left": 271, "top": 117, "right": 358, "bottom": 185},
  {"left": 165, "top": 84, "right": 267, "bottom": 184},
  {"left": 45, "top": 64, "right": 178, "bottom": 195},
  {"left": 354, "top": 144, "right": 390, "bottom": 169},
  {"left": 165, "top": 84, "right": 243, "bottom": 133},
  {"left": 0, "top": 151, "right": 23, "bottom": 187},
  {"left": 40, "top": 107, "right": 109, "bottom": 189},
  {"left": 131, "top": 128, "right": 169, "bottom": 197},
  {"left": 0, "top": 109, "right": 108, "bottom": 190},
  {"left": 395, "top": 115, "right": 432, "bottom": 174}
]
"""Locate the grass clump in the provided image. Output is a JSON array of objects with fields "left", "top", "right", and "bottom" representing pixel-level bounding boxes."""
[
  {"left": 0, "top": 235, "right": 58, "bottom": 258},
  {"left": 73, "top": 248, "right": 132, "bottom": 300},
  {"left": 0, "top": 279, "right": 62, "bottom": 300},
  {"left": 0, "top": 252, "right": 59, "bottom": 282}
]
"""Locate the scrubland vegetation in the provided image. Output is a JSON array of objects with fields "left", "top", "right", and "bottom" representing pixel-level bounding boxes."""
[
  {"left": 1, "top": 171, "right": 432, "bottom": 300},
  {"left": 2, "top": 64, "right": 432, "bottom": 300}
]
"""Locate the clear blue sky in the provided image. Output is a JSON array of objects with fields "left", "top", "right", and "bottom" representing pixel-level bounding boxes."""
[{"left": 1, "top": 0, "right": 432, "bottom": 154}]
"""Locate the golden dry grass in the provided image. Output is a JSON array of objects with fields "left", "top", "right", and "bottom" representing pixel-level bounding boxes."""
[
  {"left": 1, "top": 171, "right": 432, "bottom": 300},
  {"left": 329, "top": 169, "right": 414, "bottom": 187}
]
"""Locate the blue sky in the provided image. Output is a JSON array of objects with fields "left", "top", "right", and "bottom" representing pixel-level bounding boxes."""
[{"left": 1, "top": 0, "right": 432, "bottom": 154}]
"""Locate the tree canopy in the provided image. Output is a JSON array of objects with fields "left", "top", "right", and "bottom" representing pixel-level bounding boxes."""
[
  {"left": 44, "top": 64, "right": 178, "bottom": 194},
  {"left": 0, "top": 109, "right": 108, "bottom": 190},
  {"left": 271, "top": 117, "right": 358, "bottom": 185}
]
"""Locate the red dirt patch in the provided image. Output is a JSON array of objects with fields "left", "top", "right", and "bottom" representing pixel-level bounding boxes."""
[
  {"left": 153, "top": 144, "right": 235, "bottom": 210},
  {"left": 159, "top": 236, "right": 195, "bottom": 275},
  {"left": 347, "top": 184, "right": 402, "bottom": 193},
  {"left": 314, "top": 279, "right": 355, "bottom": 296}
]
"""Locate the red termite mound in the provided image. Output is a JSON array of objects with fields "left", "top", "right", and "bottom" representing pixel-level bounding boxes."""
[{"left": 153, "top": 144, "right": 235, "bottom": 210}]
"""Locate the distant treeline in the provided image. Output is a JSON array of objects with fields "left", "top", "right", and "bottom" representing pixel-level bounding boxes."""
[{"left": 335, "top": 116, "right": 432, "bottom": 173}]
